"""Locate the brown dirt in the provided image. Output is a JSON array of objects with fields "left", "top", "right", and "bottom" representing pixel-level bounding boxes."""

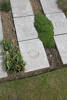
[
  {"left": 30, "top": 0, "right": 44, "bottom": 14},
  {"left": 45, "top": 48, "right": 63, "bottom": 70},
  {"left": 0, "top": 11, "right": 18, "bottom": 48}
]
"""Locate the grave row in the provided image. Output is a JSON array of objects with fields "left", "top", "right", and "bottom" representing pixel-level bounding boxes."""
[
  {"left": 10, "top": 0, "right": 50, "bottom": 72},
  {"left": 40, "top": 0, "right": 67, "bottom": 65}
]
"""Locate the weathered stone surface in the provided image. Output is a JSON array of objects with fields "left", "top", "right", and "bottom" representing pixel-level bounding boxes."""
[
  {"left": 54, "top": 35, "right": 67, "bottom": 64},
  {"left": 0, "top": 17, "right": 8, "bottom": 78},
  {"left": 0, "top": 54, "right": 8, "bottom": 78},
  {"left": 0, "top": 55, "right": 3, "bottom": 62},
  {"left": 40, "top": 0, "right": 62, "bottom": 14},
  {"left": 0, "top": 45, "right": 2, "bottom": 54},
  {"left": 47, "top": 13, "right": 67, "bottom": 35},
  {"left": 0, "top": 64, "right": 7, "bottom": 78},
  {"left": 10, "top": 0, "right": 34, "bottom": 17},
  {"left": 14, "top": 16, "right": 38, "bottom": 41},
  {"left": 0, "top": 16, "right": 3, "bottom": 41},
  {"left": 19, "top": 39, "right": 50, "bottom": 72}
]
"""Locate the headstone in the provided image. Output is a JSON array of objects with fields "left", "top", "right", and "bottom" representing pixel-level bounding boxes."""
[
  {"left": 54, "top": 35, "right": 67, "bottom": 64},
  {"left": 0, "top": 16, "right": 3, "bottom": 41},
  {"left": 47, "top": 13, "right": 67, "bottom": 35},
  {"left": 14, "top": 16, "right": 38, "bottom": 41},
  {"left": 0, "top": 45, "right": 2, "bottom": 54},
  {"left": 19, "top": 39, "right": 50, "bottom": 72},
  {"left": 10, "top": 0, "right": 34, "bottom": 17},
  {"left": 40, "top": 0, "right": 62, "bottom": 14},
  {"left": 0, "top": 46, "right": 8, "bottom": 78},
  {"left": 0, "top": 64, "right": 7, "bottom": 78},
  {"left": 0, "top": 16, "right": 8, "bottom": 78}
]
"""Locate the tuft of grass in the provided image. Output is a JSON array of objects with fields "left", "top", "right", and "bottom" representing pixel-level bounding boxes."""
[
  {"left": 0, "top": 0, "right": 11, "bottom": 11},
  {"left": 34, "top": 14, "right": 56, "bottom": 48},
  {"left": 2, "top": 40, "right": 25, "bottom": 72},
  {"left": 57, "top": 0, "right": 67, "bottom": 12}
]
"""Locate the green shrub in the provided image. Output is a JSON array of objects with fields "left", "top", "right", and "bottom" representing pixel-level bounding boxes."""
[
  {"left": 34, "top": 14, "right": 56, "bottom": 48},
  {"left": 0, "top": 0, "right": 11, "bottom": 11},
  {"left": 2, "top": 40, "right": 25, "bottom": 72},
  {"left": 57, "top": 0, "right": 67, "bottom": 12}
]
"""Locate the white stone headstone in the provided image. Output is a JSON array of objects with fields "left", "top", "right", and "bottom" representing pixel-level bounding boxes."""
[
  {"left": 19, "top": 39, "right": 50, "bottom": 72},
  {"left": 0, "top": 45, "right": 2, "bottom": 54},
  {"left": 0, "top": 46, "right": 8, "bottom": 78},
  {"left": 0, "top": 63, "right": 7, "bottom": 78},
  {"left": 0, "top": 16, "right": 3, "bottom": 41},
  {"left": 14, "top": 16, "right": 38, "bottom": 41},
  {"left": 0, "top": 16, "right": 8, "bottom": 78},
  {"left": 40, "top": 0, "right": 62, "bottom": 14},
  {"left": 47, "top": 13, "right": 67, "bottom": 35},
  {"left": 10, "top": 0, "right": 34, "bottom": 17},
  {"left": 55, "top": 35, "right": 67, "bottom": 64}
]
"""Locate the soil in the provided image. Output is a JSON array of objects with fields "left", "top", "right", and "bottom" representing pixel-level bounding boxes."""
[
  {"left": 1, "top": 11, "right": 18, "bottom": 48},
  {"left": 45, "top": 48, "right": 63, "bottom": 69},
  {"left": 30, "top": 0, "right": 44, "bottom": 14}
]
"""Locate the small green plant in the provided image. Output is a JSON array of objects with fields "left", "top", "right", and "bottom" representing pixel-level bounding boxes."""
[
  {"left": 0, "top": 0, "right": 11, "bottom": 11},
  {"left": 57, "top": 0, "right": 67, "bottom": 12},
  {"left": 34, "top": 14, "right": 56, "bottom": 48},
  {"left": 2, "top": 40, "right": 25, "bottom": 72}
]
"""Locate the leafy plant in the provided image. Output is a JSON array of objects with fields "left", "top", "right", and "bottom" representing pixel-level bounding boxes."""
[
  {"left": 2, "top": 40, "right": 25, "bottom": 72},
  {"left": 34, "top": 14, "right": 56, "bottom": 48},
  {"left": 0, "top": 0, "right": 11, "bottom": 11}
]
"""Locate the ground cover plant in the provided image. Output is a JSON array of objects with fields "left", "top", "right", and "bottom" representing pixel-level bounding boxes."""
[
  {"left": 0, "top": 0, "right": 11, "bottom": 11},
  {"left": 57, "top": 0, "right": 67, "bottom": 12},
  {"left": 34, "top": 14, "right": 56, "bottom": 48},
  {"left": 2, "top": 40, "right": 25, "bottom": 72}
]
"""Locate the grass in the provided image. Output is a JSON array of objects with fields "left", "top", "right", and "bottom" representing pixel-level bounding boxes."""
[
  {"left": 0, "top": 0, "right": 11, "bottom": 11},
  {"left": 34, "top": 14, "right": 56, "bottom": 48},
  {"left": 57, "top": 0, "right": 67, "bottom": 12},
  {"left": 0, "top": 67, "right": 67, "bottom": 99}
]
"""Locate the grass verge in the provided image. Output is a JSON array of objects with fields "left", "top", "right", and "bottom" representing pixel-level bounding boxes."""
[
  {"left": 0, "top": 67, "right": 67, "bottom": 99},
  {"left": 34, "top": 14, "right": 56, "bottom": 48}
]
